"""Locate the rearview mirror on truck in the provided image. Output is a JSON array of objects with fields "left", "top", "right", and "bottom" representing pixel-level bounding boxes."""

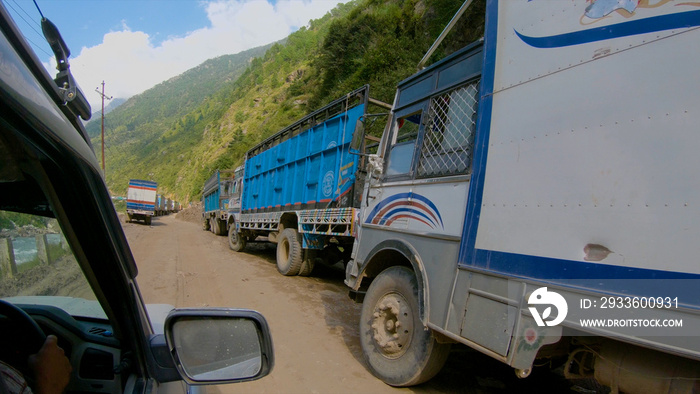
[
  {"left": 350, "top": 118, "right": 365, "bottom": 153},
  {"left": 350, "top": 113, "right": 389, "bottom": 155}
]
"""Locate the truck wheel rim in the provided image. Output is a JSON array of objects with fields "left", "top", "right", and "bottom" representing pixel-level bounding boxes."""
[{"left": 370, "top": 292, "right": 413, "bottom": 359}]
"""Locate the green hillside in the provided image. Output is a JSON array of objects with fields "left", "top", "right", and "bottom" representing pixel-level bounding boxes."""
[{"left": 95, "top": 0, "right": 485, "bottom": 203}]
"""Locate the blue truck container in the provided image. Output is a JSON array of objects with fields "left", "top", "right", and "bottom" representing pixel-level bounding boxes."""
[
  {"left": 202, "top": 169, "right": 241, "bottom": 236},
  {"left": 242, "top": 100, "right": 364, "bottom": 213},
  {"left": 155, "top": 194, "right": 164, "bottom": 216},
  {"left": 229, "top": 86, "right": 380, "bottom": 276}
]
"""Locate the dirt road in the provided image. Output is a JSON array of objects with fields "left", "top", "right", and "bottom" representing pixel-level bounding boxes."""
[{"left": 123, "top": 212, "right": 574, "bottom": 393}]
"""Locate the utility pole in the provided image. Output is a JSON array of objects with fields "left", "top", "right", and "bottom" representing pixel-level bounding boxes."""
[{"left": 95, "top": 81, "right": 112, "bottom": 174}]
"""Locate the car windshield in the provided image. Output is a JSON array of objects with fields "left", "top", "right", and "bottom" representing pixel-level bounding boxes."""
[{"left": 0, "top": 210, "right": 105, "bottom": 320}]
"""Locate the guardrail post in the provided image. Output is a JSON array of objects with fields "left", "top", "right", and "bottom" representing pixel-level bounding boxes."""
[
  {"left": 60, "top": 233, "right": 70, "bottom": 252},
  {"left": 36, "top": 234, "right": 50, "bottom": 265},
  {"left": 0, "top": 238, "right": 17, "bottom": 278}
]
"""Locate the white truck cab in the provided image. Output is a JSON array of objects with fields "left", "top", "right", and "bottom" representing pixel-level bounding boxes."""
[{"left": 346, "top": 1, "right": 700, "bottom": 391}]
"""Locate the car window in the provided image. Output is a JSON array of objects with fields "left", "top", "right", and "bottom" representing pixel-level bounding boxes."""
[{"left": 0, "top": 210, "right": 105, "bottom": 320}]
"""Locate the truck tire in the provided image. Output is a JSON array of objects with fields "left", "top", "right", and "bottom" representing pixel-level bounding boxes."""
[
  {"left": 228, "top": 224, "right": 246, "bottom": 252},
  {"left": 202, "top": 218, "right": 210, "bottom": 231},
  {"left": 145, "top": 216, "right": 152, "bottom": 225},
  {"left": 276, "top": 228, "right": 303, "bottom": 276},
  {"left": 298, "top": 249, "right": 316, "bottom": 277},
  {"left": 360, "top": 266, "right": 450, "bottom": 387},
  {"left": 209, "top": 218, "right": 217, "bottom": 234}
]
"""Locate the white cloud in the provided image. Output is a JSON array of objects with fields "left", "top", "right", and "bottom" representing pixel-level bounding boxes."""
[{"left": 69, "top": 0, "right": 344, "bottom": 111}]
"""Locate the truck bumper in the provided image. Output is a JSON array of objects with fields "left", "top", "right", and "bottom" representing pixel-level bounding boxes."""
[{"left": 127, "top": 210, "right": 154, "bottom": 216}]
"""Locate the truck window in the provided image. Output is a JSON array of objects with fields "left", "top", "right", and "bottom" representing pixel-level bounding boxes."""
[
  {"left": 385, "top": 112, "right": 421, "bottom": 176},
  {"left": 417, "top": 81, "right": 479, "bottom": 178}
]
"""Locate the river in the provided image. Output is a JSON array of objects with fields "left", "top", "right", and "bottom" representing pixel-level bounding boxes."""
[{"left": 7, "top": 234, "right": 62, "bottom": 265}]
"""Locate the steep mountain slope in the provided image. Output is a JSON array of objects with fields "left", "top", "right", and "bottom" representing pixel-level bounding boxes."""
[
  {"left": 87, "top": 43, "right": 274, "bottom": 194},
  {"left": 97, "top": 0, "right": 485, "bottom": 202},
  {"left": 87, "top": 97, "right": 126, "bottom": 125}
]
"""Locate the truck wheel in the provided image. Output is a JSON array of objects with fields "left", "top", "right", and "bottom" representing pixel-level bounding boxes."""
[
  {"left": 276, "top": 228, "right": 303, "bottom": 276},
  {"left": 360, "top": 266, "right": 450, "bottom": 387},
  {"left": 228, "top": 224, "right": 246, "bottom": 252},
  {"left": 202, "top": 218, "right": 210, "bottom": 231},
  {"left": 145, "top": 216, "right": 152, "bottom": 225},
  {"left": 209, "top": 218, "right": 217, "bottom": 234},
  {"left": 298, "top": 249, "right": 316, "bottom": 277}
]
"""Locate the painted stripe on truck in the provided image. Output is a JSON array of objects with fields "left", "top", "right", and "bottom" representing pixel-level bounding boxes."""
[{"left": 128, "top": 185, "right": 156, "bottom": 191}]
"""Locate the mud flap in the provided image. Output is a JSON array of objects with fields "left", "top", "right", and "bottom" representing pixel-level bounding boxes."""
[
  {"left": 509, "top": 315, "right": 562, "bottom": 374},
  {"left": 301, "top": 232, "right": 324, "bottom": 250}
]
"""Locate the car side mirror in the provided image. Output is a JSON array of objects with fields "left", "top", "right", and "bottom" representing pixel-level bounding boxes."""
[{"left": 164, "top": 309, "right": 274, "bottom": 385}]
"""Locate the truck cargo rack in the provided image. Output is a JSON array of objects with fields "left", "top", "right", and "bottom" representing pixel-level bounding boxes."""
[
  {"left": 246, "top": 85, "right": 369, "bottom": 158},
  {"left": 239, "top": 208, "right": 356, "bottom": 237},
  {"left": 239, "top": 212, "right": 282, "bottom": 231},
  {"left": 298, "top": 208, "right": 356, "bottom": 237}
]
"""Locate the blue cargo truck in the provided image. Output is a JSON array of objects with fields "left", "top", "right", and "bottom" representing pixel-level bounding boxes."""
[
  {"left": 155, "top": 194, "right": 165, "bottom": 216},
  {"left": 228, "top": 86, "right": 383, "bottom": 276},
  {"left": 202, "top": 168, "right": 242, "bottom": 236}
]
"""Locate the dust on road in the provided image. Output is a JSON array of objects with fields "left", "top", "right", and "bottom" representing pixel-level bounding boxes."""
[{"left": 122, "top": 210, "right": 574, "bottom": 394}]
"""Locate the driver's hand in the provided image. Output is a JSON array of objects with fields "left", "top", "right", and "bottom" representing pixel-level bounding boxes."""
[{"left": 27, "top": 335, "right": 71, "bottom": 394}]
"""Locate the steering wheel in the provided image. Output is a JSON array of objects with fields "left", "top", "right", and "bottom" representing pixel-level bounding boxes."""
[{"left": 0, "top": 299, "right": 46, "bottom": 376}]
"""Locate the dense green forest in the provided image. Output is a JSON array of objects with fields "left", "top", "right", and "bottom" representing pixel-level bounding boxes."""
[{"left": 92, "top": 0, "right": 485, "bottom": 203}]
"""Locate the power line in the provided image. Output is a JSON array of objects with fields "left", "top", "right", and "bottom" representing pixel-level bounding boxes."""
[
  {"left": 8, "top": 0, "right": 39, "bottom": 28},
  {"left": 30, "top": 0, "right": 43, "bottom": 19},
  {"left": 2, "top": 0, "right": 53, "bottom": 58}
]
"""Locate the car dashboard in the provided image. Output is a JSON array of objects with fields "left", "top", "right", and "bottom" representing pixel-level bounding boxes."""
[{"left": 1, "top": 304, "right": 123, "bottom": 393}]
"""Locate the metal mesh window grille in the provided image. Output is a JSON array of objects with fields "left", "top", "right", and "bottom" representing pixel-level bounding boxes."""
[{"left": 417, "top": 81, "right": 479, "bottom": 178}]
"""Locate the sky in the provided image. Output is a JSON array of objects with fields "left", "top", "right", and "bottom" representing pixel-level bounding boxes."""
[{"left": 4, "top": 0, "right": 345, "bottom": 111}]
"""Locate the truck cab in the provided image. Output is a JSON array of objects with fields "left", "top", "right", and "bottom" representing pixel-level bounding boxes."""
[{"left": 346, "top": 40, "right": 484, "bottom": 387}]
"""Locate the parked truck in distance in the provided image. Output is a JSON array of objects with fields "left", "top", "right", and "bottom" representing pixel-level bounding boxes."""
[
  {"left": 155, "top": 194, "right": 165, "bottom": 216},
  {"left": 202, "top": 168, "right": 243, "bottom": 237},
  {"left": 126, "top": 179, "right": 157, "bottom": 225},
  {"left": 343, "top": 1, "right": 700, "bottom": 391}
]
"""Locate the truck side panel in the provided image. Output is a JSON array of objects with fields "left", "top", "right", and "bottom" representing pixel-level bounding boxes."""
[
  {"left": 459, "top": 0, "right": 700, "bottom": 296},
  {"left": 202, "top": 170, "right": 221, "bottom": 214},
  {"left": 242, "top": 103, "right": 365, "bottom": 213},
  {"left": 450, "top": 0, "right": 700, "bottom": 361}
]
